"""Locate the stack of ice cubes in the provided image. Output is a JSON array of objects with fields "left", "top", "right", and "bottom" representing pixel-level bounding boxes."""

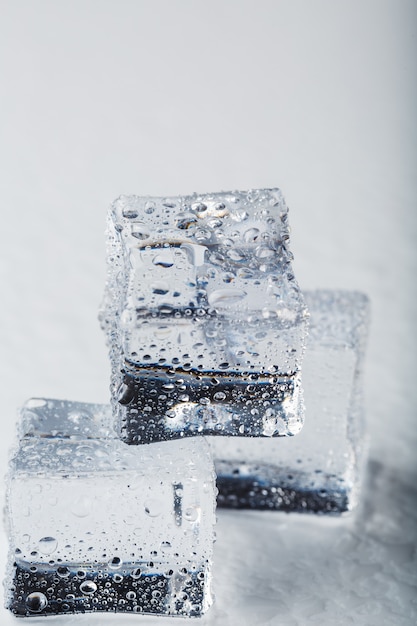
[{"left": 4, "top": 189, "right": 369, "bottom": 618}]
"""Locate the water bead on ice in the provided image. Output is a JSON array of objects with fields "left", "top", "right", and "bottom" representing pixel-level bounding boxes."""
[
  {"left": 80, "top": 580, "right": 97, "bottom": 595},
  {"left": 25, "top": 592, "right": 48, "bottom": 613}
]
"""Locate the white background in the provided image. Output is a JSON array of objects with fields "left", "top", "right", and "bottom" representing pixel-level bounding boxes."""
[{"left": 0, "top": 1, "right": 416, "bottom": 624}]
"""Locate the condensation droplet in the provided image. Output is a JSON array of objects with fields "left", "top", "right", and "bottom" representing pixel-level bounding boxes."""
[
  {"left": 80, "top": 580, "right": 97, "bottom": 595},
  {"left": 38, "top": 536, "right": 57, "bottom": 555},
  {"left": 244, "top": 227, "right": 260, "bottom": 242},
  {"left": 108, "top": 556, "right": 123, "bottom": 569},
  {"left": 25, "top": 592, "right": 48, "bottom": 612},
  {"left": 152, "top": 250, "right": 174, "bottom": 268},
  {"left": 122, "top": 208, "right": 138, "bottom": 219},
  {"left": 57, "top": 566, "right": 70, "bottom": 578},
  {"left": 176, "top": 212, "right": 198, "bottom": 229},
  {"left": 184, "top": 506, "right": 199, "bottom": 522},
  {"left": 131, "top": 567, "right": 142, "bottom": 579},
  {"left": 131, "top": 223, "right": 151, "bottom": 240},
  {"left": 208, "top": 288, "right": 247, "bottom": 307},
  {"left": 151, "top": 281, "right": 169, "bottom": 295},
  {"left": 153, "top": 326, "right": 172, "bottom": 339}
]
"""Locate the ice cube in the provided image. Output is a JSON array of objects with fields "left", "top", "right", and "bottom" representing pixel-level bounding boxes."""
[
  {"left": 210, "top": 290, "right": 370, "bottom": 514},
  {"left": 4, "top": 399, "right": 216, "bottom": 617},
  {"left": 100, "top": 189, "right": 308, "bottom": 444}
]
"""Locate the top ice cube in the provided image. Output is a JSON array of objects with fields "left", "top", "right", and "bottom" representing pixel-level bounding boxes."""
[{"left": 101, "top": 189, "right": 309, "bottom": 444}]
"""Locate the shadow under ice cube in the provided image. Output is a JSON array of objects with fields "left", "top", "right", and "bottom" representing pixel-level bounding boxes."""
[
  {"left": 100, "top": 189, "right": 308, "bottom": 444},
  {"left": 211, "top": 290, "right": 370, "bottom": 514},
  {"left": 4, "top": 399, "right": 215, "bottom": 617}
]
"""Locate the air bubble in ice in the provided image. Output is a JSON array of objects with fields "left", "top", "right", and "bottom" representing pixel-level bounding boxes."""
[
  {"left": 80, "top": 580, "right": 97, "bottom": 595},
  {"left": 25, "top": 592, "right": 48, "bottom": 613}
]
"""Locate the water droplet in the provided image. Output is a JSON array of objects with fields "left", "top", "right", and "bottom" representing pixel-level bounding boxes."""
[
  {"left": 57, "top": 566, "right": 70, "bottom": 578},
  {"left": 176, "top": 212, "right": 198, "bottom": 229},
  {"left": 131, "top": 223, "right": 150, "bottom": 240},
  {"left": 25, "top": 592, "right": 48, "bottom": 612},
  {"left": 208, "top": 288, "right": 247, "bottom": 307},
  {"left": 152, "top": 250, "right": 174, "bottom": 268},
  {"left": 227, "top": 249, "right": 245, "bottom": 262},
  {"left": 38, "top": 537, "right": 57, "bottom": 555},
  {"left": 113, "top": 573, "right": 124, "bottom": 583},
  {"left": 191, "top": 201, "right": 207, "bottom": 215},
  {"left": 122, "top": 208, "right": 138, "bottom": 219},
  {"left": 160, "top": 541, "right": 172, "bottom": 551},
  {"left": 126, "top": 590, "right": 136, "bottom": 600},
  {"left": 151, "top": 281, "right": 169, "bottom": 295},
  {"left": 184, "top": 506, "right": 199, "bottom": 522},
  {"left": 222, "top": 272, "right": 235, "bottom": 283},
  {"left": 213, "top": 391, "right": 226, "bottom": 402},
  {"left": 244, "top": 227, "right": 260, "bottom": 242},
  {"left": 131, "top": 567, "right": 142, "bottom": 579},
  {"left": 80, "top": 580, "right": 97, "bottom": 595},
  {"left": 153, "top": 326, "right": 172, "bottom": 339},
  {"left": 255, "top": 246, "right": 274, "bottom": 259},
  {"left": 108, "top": 556, "right": 123, "bottom": 569}
]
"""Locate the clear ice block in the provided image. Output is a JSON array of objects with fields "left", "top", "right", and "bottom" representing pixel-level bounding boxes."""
[
  {"left": 100, "top": 189, "right": 309, "bottom": 444},
  {"left": 4, "top": 399, "right": 216, "bottom": 617},
  {"left": 210, "top": 290, "right": 370, "bottom": 514}
]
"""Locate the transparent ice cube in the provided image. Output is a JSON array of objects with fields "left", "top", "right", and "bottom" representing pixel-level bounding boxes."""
[
  {"left": 4, "top": 399, "right": 216, "bottom": 617},
  {"left": 100, "top": 189, "right": 308, "bottom": 444},
  {"left": 210, "top": 290, "right": 370, "bottom": 514}
]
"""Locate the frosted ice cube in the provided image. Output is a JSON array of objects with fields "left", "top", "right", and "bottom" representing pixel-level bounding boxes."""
[
  {"left": 100, "top": 189, "right": 308, "bottom": 444},
  {"left": 210, "top": 290, "right": 370, "bottom": 514},
  {"left": 4, "top": 399, "right": 215, "bottom": 617}
]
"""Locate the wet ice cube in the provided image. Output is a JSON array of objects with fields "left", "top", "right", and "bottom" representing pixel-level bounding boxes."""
[
  {"left": 211, "top": 290, "right": 370, "bottom": 514},
  {"left": 100, "top": 189, "right": 308, "bottom": 444},
  {"left": 4, "top": 399, "right": 216, "bottom": 617}
]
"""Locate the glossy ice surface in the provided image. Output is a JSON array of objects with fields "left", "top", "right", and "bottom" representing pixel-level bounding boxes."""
[
  {"left": 101, "top": 189, "right": 308, "bottom": 444},
  {"left": 4, "top": 399, "right": 216, "bottom": 617},
  {"left": 211, "top": 290, "right": 370, "bottom": 514}
]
